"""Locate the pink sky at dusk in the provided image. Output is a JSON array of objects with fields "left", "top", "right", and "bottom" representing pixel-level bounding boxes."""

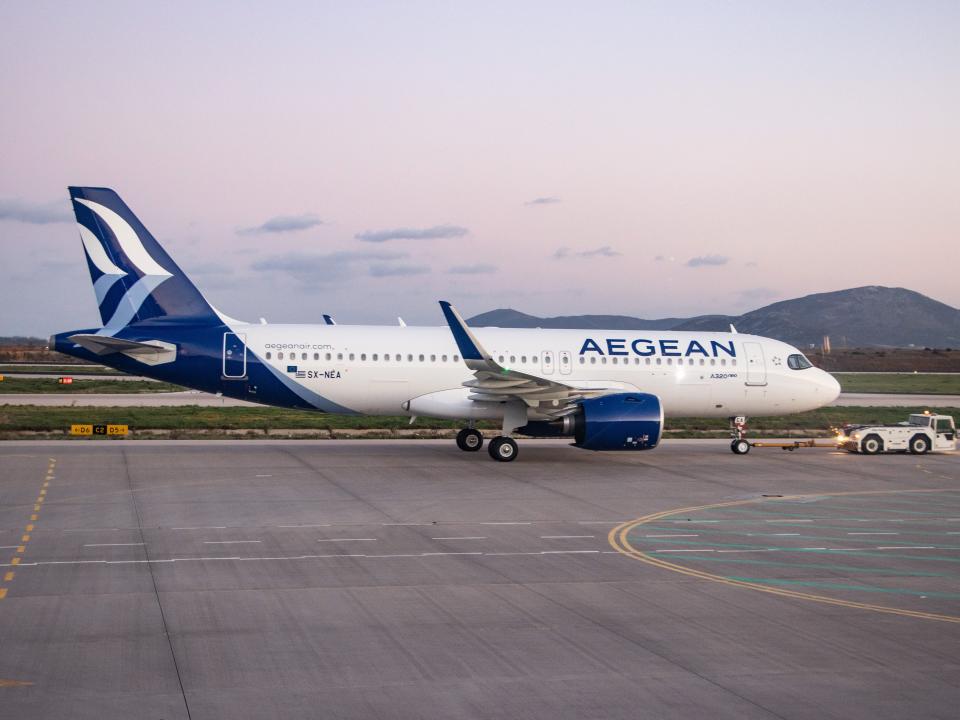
[{"left": 1, "top": 1, "right": 958, "bottom": 335}]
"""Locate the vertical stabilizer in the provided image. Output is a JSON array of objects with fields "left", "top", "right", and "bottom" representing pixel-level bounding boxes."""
[{"left": 69, "top": 186, "right": 221, "bottom": 332}]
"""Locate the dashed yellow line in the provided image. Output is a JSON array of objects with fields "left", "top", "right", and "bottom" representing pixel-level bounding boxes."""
[
  {"left": 609, "top": 487, "right": 960, "bottom": 625},
  {"left": 1, "top": 458, "right": 54, "bottom": 601}
]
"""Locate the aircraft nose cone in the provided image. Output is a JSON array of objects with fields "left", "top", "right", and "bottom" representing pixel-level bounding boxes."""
[{"left": 822, "top": 371, "right": 841, "bottom": 403}]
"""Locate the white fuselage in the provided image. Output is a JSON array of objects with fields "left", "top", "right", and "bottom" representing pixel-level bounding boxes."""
[{"left": 237, "top": 324, "right": 841, "bottom": 419}]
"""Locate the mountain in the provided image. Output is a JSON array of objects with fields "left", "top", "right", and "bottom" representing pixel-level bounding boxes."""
[
  {"left": 466, "top": 309, "right": 683, "bottom": 330},
  {"left": 467, "top": 287, "right": 960, "bottom": 348}
]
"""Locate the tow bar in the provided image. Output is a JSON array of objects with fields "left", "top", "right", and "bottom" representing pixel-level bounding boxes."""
[{"left": 750, "top": 439, "right": 840, "bottom": 451}]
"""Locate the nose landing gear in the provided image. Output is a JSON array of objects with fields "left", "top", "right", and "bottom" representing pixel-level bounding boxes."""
[{"left": 730, "top": 416, "right": 751, "bottom": 455}]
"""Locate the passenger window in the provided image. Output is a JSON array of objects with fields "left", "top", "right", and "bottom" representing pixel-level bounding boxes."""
[
  {"left": 601, "top": 357, "right": 607, "bottom": 364},
  {"left": 442, "top": 355, "right": 447, "bottom": 362},
  {"left": 395, "top": 354, "right": 401, "bottom": 361},
  {"left": 710, "top": 358, "right": 716, "bottom": 365},
  {"left": 590, "top": 357, "right": 596, "bottom": 364},
  {"left": 579, "top": 357, "right": 585, "bottom": 364},
  {"left": 699, "top": 359, "right": 705, "bottom": 366},
  {"left": 419, "top": 354, "right": 425, "bottom": 362},
  {"left": 349, "top": 353, "right": 355, "bottom": 361},
  {"left": 721, "top": 359, "right": 726, "bottom": 366},
  {"left": 278, "top": 352, "right": 284, "bottom": 360},
  {"left": 337, "top": 353, "right": 343, "bottom": 361},
  {"left": 521, "top": 356, "right": 526, "bottom": 364},
  {"left": 731, "top": 359, "right": 737, "bottom": 366},
  {"left": 667, "top": 358, "right": 672, "bottom": 365},
  {"left": 510, "top": 356, "right": 516, "bottom": 363},
  {"left": 407, "top": 354, "right": 413, "bottom": 362},
  {"left": 325, "top": 353, "right": 331, "bottom": 361},
  {"left": 645, "top": 358, "right": 651, "bottom": 365},
  {"left": 301, "top": 353, "right": 306, "bottom": 361},
  {"left": 372, "top": 354, "right": 378, "bottom": 361},
  {"left": 430, "top": 354, "right": 436, "bottom": 362},
  {"left": 562, "top": 356, "right": 569, "bottom": 364},
  {"left": 361, "top": 353, "right": 367, "bottom": 361},
  {"left": 453, "top": 355, "right": 459, "bottom": 362},
  {"left": 656, "top": 358, "right": 661, "bottom": 365}
]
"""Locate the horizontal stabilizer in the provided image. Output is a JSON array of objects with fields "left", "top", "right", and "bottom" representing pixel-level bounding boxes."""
[{"left": 68, "top": 334, "right": 175, "bottom": 364}]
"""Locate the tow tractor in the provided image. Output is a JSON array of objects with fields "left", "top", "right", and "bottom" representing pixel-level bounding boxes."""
[
  {"left": 836, "top": 412, "right": 956, "bottom": 455},
  {"left": 728, "top": 412, "right": 957, "bottom": 455}
]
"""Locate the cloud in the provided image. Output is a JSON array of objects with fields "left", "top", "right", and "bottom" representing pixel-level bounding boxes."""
[
  {"left": 525, "top": 196, "right": 561, "bottom": 206},
  {"left": 252, "top": 250, "right": 406, "bottom": 282},
  {"left": 369, "top": 263, "right": 431, "bottom": 277},
  {"left": 554, "top": 245, "right": 620, "bottom": 260},
  {"left": 0, "top": 198, "right": 72, "bottom": 224},
  {"left": 686, "top": 254, "right": 729, "bottom": 268},
  {"left": 448, "top": 263, "right": 498, "bottom": 275},
  {"left": 355, "top": 224, "right": 468, "bottom": 243},
  {"left": 238, "top": 214, "right": 323, "bottom": 235}
]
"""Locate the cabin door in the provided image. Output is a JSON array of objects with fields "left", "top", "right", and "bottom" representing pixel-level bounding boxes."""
[{"left": 744, "top": 342, "right": 766, "bottom": 386}]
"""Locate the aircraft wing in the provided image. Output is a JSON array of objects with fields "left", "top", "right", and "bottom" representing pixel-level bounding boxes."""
[{"left": 439, "top": 301, "right": 608, "bottom": 419}]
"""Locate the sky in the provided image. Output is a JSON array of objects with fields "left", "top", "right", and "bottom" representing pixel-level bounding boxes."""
[{"left": 1, "top": 1, "right": 958, "bottom": 336}]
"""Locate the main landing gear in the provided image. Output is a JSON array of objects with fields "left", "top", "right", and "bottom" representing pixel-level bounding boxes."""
[
  {"left": 454, "top": 427, "right": 519, "bottom": 461},
  {"left": 730, "top": 416, "right": 751, "bottom": 455},
  {"left": 456, "top": 428, "right": 484, "bottom": 452},
  {"left": 488, "top": 436, "right": 518, "bottom": 462}
]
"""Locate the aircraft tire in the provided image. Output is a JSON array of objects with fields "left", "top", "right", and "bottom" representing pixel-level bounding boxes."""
[
  {"left": 730, "top": 439, "right": 751, "bottom": 455},
  {"left": 488, "top": 436, "right": 518, "bottom": 462},
  {"left": 456, "top": 428, "right": 484, "bottom": 452}
]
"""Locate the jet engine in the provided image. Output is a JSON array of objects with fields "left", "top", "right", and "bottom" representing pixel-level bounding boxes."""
[{"left": 516, "top": 392, "right": 663, "bottom": 451}]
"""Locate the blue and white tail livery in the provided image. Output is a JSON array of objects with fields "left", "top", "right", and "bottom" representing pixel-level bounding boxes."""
[
  {"left": 70, "top": 187, "right": 221, "bottom": 331},
  {"left": 53, "top": 186, "right": 841, "bottom": 461}
]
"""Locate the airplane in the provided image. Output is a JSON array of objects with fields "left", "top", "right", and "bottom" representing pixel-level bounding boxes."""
[{"left": 51, "top": 187, "right": 842, "bottom": 461}]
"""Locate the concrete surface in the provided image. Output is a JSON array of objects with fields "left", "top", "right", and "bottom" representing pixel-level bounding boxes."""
[{"left": 0, "top": 439, "right": 958, "bottom": 719}]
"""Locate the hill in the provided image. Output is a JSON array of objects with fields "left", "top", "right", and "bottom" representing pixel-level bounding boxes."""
[{"left": 468, "top": 286, "right": 960, "bottom": 348}]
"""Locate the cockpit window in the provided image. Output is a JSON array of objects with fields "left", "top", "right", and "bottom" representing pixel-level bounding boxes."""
[{"left": 787, "top": 354, "right": 813, "bottom": 370}]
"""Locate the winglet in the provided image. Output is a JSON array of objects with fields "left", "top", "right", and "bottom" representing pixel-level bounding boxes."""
[
  {"left": 323, "top": 314, "right": 336, "bottom": 326},
  {"left": 439, "top": 301, "right": 485, "bottom": 362}
]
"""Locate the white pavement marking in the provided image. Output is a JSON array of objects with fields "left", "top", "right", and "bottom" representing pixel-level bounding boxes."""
[
  {"left": 578, "top": 521, "right": 629, "bottom": 525},
  {"left": 672, "top": 520, "right": 719, "bottom": 524},
  {"left": 204, "top": 540, "right": 263, "bottom": 544},
  {"left": 277, "top": 524, "right": 330, "bottom": 528},
  {"left": 316, "top": 538, "right": 377, "bottom": 542},
  {"left": 768, "top": 533, "right": 801, "bottom": 536},
  {"left": 645, "top": 534, "right": 699, "bottom": 538},
  {"left": 382, "top": 523, "right": 433, "bottom": 526},
  {"left": 767, "top": 519, "right": 813, "bottom": 523},
  {"left": 83, "top": 543, "right": 144, "bottom": 547},
  {"left": 656, "top": 549, "right": 714, "bottom": 553},
  {"left": 717, "top": 549, "right": 773, "bottom": 554},
  {"left": 848, "top": 532, "right": 898, "bottom": 535},
  {"left": 877, "top": 546, "right": 936, "bottom": 550},
  {"left": 255, "top": 474, "right": 273, "bottom": 478},
  {"left": 480, "top": 522, "right": 532, "bottom": 525},
  {"left": 540, "top": 535, "right": 595, "bottom": 539},
  {"left": 431, "top": 537, "right": 486, "bottom": 540},
  {"left": 172, "top": 526, "right": 227, "bottom": 530}
]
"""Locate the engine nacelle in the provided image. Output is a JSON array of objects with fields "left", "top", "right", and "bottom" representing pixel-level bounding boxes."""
[{"left": 516, "top": 392, "right": 663, "bottom": 451}]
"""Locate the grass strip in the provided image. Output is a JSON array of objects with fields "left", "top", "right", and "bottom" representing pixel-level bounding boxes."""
[
  {"left": 0, "top": 377, "right": 184, "bottom": 394},
  {"left": 836, "top": 373, "right": 960, "bottom": 395}
]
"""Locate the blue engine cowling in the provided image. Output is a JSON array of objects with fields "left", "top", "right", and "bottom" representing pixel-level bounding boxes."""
[{"left": 516, "top": 392, "right": 663, "bottom": 451}]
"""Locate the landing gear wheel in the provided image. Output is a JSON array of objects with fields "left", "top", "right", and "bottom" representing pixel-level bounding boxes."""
[
  {"left": 731, "top": 439, "right": 751, "bottom": 455},
  {"left": 861, "top": 435, "right": 882, "bottom": 455},
  {"left": 909, "top": 435, "right": 930, "bottom": 455},
  {"left": 488, "top": 436, "right": 518, "bottom": 462},
  {"left": 456, "top": 428, "right": 484, "bottom": 452}
]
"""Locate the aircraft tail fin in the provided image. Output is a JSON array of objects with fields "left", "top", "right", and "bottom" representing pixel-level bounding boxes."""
[{"left": 69, "top": 186, "right": 222, "bottom": 332}]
